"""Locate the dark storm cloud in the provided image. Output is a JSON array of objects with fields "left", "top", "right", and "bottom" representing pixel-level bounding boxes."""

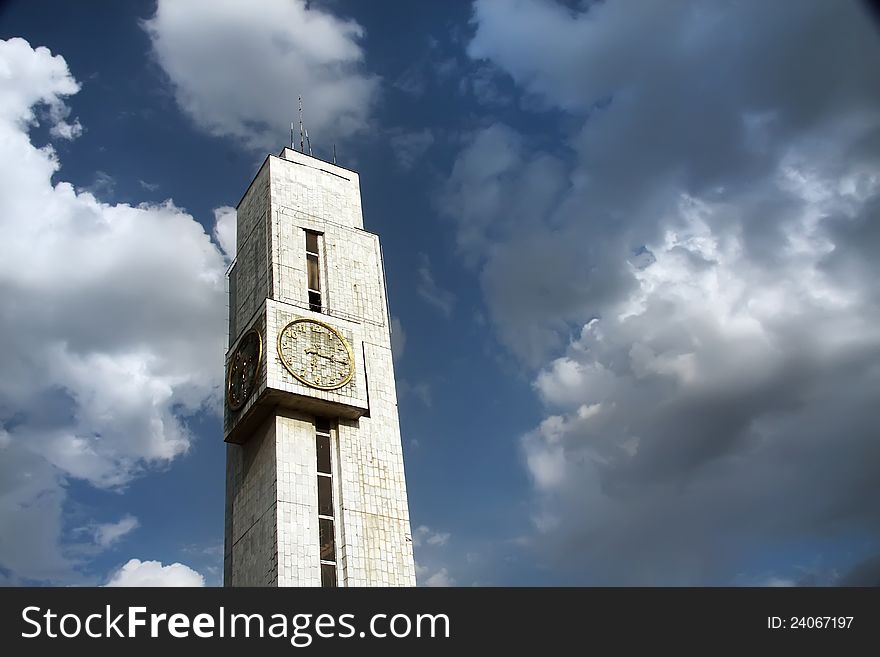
[{"left": 442, "top": 0, "right": 880, "bottom": 583}]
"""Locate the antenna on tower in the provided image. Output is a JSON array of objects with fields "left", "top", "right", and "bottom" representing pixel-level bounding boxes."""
[
  {"left": 290, "top": 122, "right": 294, "bottom": 150},
  {"left": 304, "top": 128, "right": 312, "bottom": 156},
  {"left": 333, "top": 144, "right": 337, "bottom": 165},
  {"left": 298, "top": 96, "right": 304, "bottom": 153}
]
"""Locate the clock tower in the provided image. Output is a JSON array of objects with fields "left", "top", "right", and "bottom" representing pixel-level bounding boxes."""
[{"left": 223, "top": 147, "right": 416, "bottom": 587}]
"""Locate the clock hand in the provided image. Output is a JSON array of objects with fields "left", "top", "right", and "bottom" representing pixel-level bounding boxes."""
[{"left": 305, "top": 348, "right": 343, "bottom": 363}]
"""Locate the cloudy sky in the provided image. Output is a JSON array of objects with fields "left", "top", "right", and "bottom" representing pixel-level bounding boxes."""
[{"left": 1, "top": 0, "right": 878, "bottom": 587}]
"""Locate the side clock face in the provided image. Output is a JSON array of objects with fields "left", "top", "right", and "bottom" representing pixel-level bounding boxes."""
[
  {"left": 277, "top": 319, "right": 354, "bottom": 390},
  {"left": 227, "top": 329, "right": 262, "bottom": 411}
]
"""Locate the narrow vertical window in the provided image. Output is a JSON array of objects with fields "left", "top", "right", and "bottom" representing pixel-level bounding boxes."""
[
  {"left": 315, "top": 417, "right": 336, "bottom": 587},
  {"left": 305, "top": 230, "right": 322, "bottom": 312}
]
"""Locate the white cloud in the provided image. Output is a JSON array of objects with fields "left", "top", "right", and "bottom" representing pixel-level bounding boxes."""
[
  {"left": 414, "top": 525, "right": 451, "bottom": 548},
  {"left": 413, "top": 526, "right": 454, "bottom": 586},
  {"left": 212, "top": 206, "right": 237, "bottom": 261},
  {"left": 416, "top": 253, "right": 455, "bottom": 318},
  {"left": 390, "top": 128, "right": 434, "bottom": 169},
  {"left": 143, "top": 0, "right": 379, "bottom": 151},
  {"left": 88, "top": 515, "right": 140, "bottom": 549},
  {"left": 0, "top": 37, "right": 82, "bottom": 139},
  {"left": 424, "top": 568, "right": 454, "bottom": 587},
  {"left": 104, "top": 559, "right": 205, "bottom": 587},
  {"left": 0, "top": 38, "right": 229, "bottom": 581},
  {"left": 445, "top": 1, "right": 880, "bottom": 583},
  {"left": 411, "top": 382, "right": 432, "bottom": 407},
  {"left": 390, "top": 316, "right": 406, "bottom": 361},
  {"left": 49, "top": 114, "right": 81, "bottom": 140},
  {"left": 85, "top": 170, "right": 115, "bottom": 197},
  {"left": 412, "top": 528, "right": 499, "bottom": 587},
  {"left": 398, "top": 379, "right": 432, "bottom": 407}
]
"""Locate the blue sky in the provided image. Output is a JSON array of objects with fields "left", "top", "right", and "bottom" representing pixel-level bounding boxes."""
[{"left": 1, "top": 0, "right": 879, "bottom": 587}]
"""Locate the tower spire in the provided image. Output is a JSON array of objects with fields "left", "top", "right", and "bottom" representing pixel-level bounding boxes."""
[{"left": 298, "top": 96, "right": 304, "bottom": 153}]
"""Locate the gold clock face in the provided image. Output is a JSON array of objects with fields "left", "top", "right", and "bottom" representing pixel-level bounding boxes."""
[
  {"left": 277, "top": 319, "right": 354, "bottom": 390},
  {"left": 227, "top": 329, "right": 262, "bottom": 411}
]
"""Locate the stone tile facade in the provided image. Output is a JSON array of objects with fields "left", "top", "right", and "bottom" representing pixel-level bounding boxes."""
[{"left": 224, "top": 149, "right": 416, "bottom": 587}]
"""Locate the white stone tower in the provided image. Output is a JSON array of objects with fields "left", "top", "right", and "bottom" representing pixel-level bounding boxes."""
[{"left": 223, "top": 147, "right": 416, "bottom": 587}]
